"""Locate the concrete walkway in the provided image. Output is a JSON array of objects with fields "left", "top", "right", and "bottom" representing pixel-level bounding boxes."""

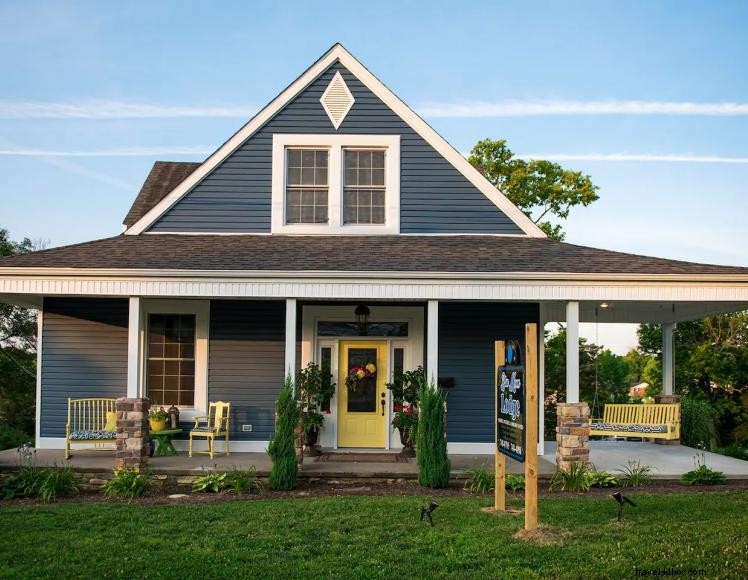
[{"left": 1, "top": 441, "right": 746, "bottom": 479}]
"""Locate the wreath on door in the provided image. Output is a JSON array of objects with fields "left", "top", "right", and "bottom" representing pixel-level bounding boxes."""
[{"left": 345, "top": 363, "right": 376, "bottom": 395}]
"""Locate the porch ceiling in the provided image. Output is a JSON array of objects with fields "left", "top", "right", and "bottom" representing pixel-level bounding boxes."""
[{"left": 543, "top": 300, "right": 748, "bottom": 323}]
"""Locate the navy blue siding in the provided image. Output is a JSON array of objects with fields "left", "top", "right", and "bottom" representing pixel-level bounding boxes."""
[
  {"left": 439, "top": 302, "right": 539, "bottom": 443},
  {"left": 208, "top": 300, "right": 286, "bottom": 440},
  {"left": 150, "top": 63, "right": 522, "bottom": 234},
  {"left": 40, "top": 298, "right": 129, "bottom": 438}
]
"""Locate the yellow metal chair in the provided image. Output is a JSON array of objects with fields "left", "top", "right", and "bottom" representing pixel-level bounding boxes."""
[
  {"left": 189, "top": 401, "right": 231, "bottom": 458},
  {"left": 65, "top": 398, "right": 118, "bottom": 459}
]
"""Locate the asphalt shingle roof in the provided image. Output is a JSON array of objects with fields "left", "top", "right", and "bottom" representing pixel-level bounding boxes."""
[
  {"left": 1, "top": 234, "right": 745, "bottom": 276},
  {"left": 122, "top": 161, "right": 201, "bottom": 227}
]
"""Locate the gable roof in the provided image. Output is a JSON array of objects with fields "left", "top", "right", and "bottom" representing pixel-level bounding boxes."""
[
  {"left": 1, "top": 234, "right": 746, "bottom": 278},
  {"left": 123, "top": 44, "right": 546, "bottom": 237},
  {"left": 123, "top": 161, "right": 201, "bottom": 227}
]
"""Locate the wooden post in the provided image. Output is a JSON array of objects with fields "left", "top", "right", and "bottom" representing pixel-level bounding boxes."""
[
  {"left": 524, "top": 323, "right": 538, "bottom": 531},
  {"left": 494, "top": 341, "right": 506, "bottom": 512}
]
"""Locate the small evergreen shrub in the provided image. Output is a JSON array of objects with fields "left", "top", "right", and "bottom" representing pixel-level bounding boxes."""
[
  {"left": 549, "top": 462, "right": 591, "bottom": 492},
  {"left": 226, "top": 466, "right": 263, "bottom": 494},
  {"left": 192, "top": 472, "right": 227, "bottom": 493},
  {"left": 715, "top": 443, "right": 748, "bottom": 461},
  {"left": 268, "top": 376, "right": 300, "bottom": 491},
  {"left": 416, "top": 383, "right": 450, "bottom": 488},
  {"left": 101, "top": 468, "right": 151, "bottom": 500},
  {"left": 681, "top": 397, "right": 719, "bottom": 450},
  {"left": 618, "top": 460, "right": 654, "bottom": 487},
  {"left": 0, "top": 424, "right": 33, "bottom": 451}
]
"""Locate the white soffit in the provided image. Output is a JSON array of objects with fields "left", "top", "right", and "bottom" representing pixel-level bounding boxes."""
[{"left": 320, "top": 71, "right": 355, "bottom": 129}]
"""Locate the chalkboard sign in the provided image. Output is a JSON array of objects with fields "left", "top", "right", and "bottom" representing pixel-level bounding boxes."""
[{"left": 497, "top": 340, "right": 526, "bottom": 462}]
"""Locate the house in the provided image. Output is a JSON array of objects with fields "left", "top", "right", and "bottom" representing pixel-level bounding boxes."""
[{"left": 1, "top": 44, "right": 747, "bottom": 456}]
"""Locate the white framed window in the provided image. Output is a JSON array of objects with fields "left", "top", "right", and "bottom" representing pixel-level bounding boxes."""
[
  {"left": 272, "top": 134, "right": 400, "bottom": 234},
  {"left": 139, "top": 299, "right": 209, "bottom": 420}
]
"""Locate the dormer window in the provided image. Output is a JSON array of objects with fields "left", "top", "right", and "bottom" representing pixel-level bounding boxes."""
[{"left": 272, "top": 134, "right": 399, "bottom": 234}]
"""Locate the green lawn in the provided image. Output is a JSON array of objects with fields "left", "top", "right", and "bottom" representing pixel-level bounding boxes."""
[{"left": 1, "top": 492, "right": 747, "bottom": 579}]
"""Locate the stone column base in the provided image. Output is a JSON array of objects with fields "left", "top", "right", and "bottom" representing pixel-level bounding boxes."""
[
  {"left": 115, "top": 397, "right": 150, "bottom": 470},
  {"left": 556, "top": 402, "right": 590, "bottom": 471}
]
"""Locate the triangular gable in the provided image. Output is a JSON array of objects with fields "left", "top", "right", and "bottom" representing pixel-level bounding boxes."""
[{"left": 125, "top": 44, "right": 545, "bottom": 237}]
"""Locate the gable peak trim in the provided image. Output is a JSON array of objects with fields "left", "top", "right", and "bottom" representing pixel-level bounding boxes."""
[{"left": 123, "top": 43, "right": 545, "bottom": 237}]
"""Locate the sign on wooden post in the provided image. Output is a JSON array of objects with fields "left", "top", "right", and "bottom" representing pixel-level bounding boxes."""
[{"left": 494, "top": 323, "right": 538, "bottom": 531}]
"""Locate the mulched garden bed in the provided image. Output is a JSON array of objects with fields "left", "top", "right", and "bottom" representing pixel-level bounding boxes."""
[{"left": 2, "top": 476, "right": 747, "bottom": 507}]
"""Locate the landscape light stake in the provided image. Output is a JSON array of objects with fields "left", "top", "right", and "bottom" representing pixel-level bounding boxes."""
[
  {"left": 611, "top": 491, "right": 636, "bottom": 521},
  {"left": 419, "top": 500, "right": 439, "bottom": 526}
]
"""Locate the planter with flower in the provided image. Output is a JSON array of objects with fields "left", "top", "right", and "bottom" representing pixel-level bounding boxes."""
[
  {"left": 148, "top": 408, "right": 169, "bottom": 432},
  {"left": 386, "top": 366, "right": 425, "bottom": 457},
  {"left": 295, "top": 362, "right": 336, "bottom": 456}
]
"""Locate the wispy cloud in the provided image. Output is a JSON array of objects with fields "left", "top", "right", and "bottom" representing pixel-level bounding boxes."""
[
  {"left": 0, "top": 101, "right": 258, "bottom": 119},
  {"left": 0, "top": 146, "right": 212, "bottom": 157},
  {"left": 40, "top": 157, "right": 135, "bottom": 191},
  {"left": 5, "top": 98, "right": 748, "bottom": 120},
  {"left": 517, "top": 153, "right": 748, "bottom": 164},
  {"left": 418, "top": 99, "right": 748, "bottom": 117}
]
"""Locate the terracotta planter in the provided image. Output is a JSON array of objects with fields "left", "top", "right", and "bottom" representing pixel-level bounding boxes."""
[{"left": 149, "top": 418, "right": 167, "bottom": 432}]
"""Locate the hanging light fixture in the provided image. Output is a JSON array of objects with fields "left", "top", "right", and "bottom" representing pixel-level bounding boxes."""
[{"left": 355, "top": 304, "right": 370, "bottom": 336}]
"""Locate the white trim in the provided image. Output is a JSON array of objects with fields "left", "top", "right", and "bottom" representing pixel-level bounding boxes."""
[
  {"left": 427, "top": 300, "right": 439, "bottom": 385},
  {"left": 37, "top": 437, "right": 68, "bottom": 449},
  {"left": 173, "top": 440, "right": 269, "bottom": 453},
  {"left": 127, "top": 297, "right": 143, "bottom": 398},
  {"left": 285, "top": 298, "right": 297, "bottom": 380},
  {"left": 122, "top": 44, "right": 543, "bottom": 237},
  {"left": 662, "top": 322, "right": 675, "bottom": 396},
  {"left": 566, "top": 301, "right": 580, "bottom": 403},
  {"left": 140, "top": 299, "right": 210, "bottom": 421},
  {"left": 34, "top": 309, "right": 43, "bottom": 447},
  {"left": 538, "top": 305, "right": 546, "bottom": 456},
  {"left": 271, "top": 134, "right": 400, "bottom": 234},
  {"left": 447, "top": 442, "right": 495, "bottom": 454},
  {"left": 320, "top": 70, "right": 355, "bottom": 129}
]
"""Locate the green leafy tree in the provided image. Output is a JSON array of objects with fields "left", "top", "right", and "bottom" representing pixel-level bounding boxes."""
[
  {"left": 267, "top": 377, "right": 300, "bottom": 490},
  {"left": 468, "top": 139, "right": 599, "bottom": 240}
]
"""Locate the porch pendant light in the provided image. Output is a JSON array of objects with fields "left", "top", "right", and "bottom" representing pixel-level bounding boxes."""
[{"left": 355, "top": 304, "right": 371, "bottom": 336}]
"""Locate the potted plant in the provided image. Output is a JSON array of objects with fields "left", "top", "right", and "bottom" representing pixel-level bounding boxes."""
[
  {"left": 386, "top": 366, "right": 425, "bottom": 457},
  {"left": 295, "top": 362, "right": 335, "bottom": 455},
  {"left": 148, "top": 408, "right": 169, "bottom": 432}
]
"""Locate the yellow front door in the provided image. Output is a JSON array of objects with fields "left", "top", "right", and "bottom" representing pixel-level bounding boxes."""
[{"left": 338, "top": 341, "right": 388, "bottom": 448}]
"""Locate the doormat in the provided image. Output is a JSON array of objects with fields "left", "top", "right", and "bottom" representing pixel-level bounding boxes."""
[{"left": 316, "top": 453, "right": 410, "bottom": 463}]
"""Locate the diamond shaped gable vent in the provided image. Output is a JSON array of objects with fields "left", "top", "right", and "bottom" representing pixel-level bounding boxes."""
[{"left": 320, "top": 71, "right": 355, "bottom": 129}]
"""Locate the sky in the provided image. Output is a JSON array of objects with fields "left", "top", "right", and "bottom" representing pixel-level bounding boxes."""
[{"left": 1, "top": 0, "right": 747, "bottom": 354}]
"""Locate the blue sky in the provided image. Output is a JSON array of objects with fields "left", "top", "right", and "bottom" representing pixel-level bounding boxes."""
[{"left": 1, "top": 1, "right": 747, "bottom": 352}]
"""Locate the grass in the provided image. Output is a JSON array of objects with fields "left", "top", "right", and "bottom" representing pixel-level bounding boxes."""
[{"left": 1, "top": 493, "right": 747, "bottom": 578}]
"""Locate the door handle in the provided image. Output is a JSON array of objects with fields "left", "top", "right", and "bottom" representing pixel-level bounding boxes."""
[{"left": 381, "top": 397, "right": 386, "bottom": 416}]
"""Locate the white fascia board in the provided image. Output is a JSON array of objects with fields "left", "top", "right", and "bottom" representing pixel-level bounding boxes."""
[{"left": 123, "top": 44, "right": 544, "bottom": 238}]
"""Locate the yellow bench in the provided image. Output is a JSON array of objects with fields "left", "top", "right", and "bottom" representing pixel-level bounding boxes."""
[
  {"left": 590, "top": 403, "right": 680, "bottom": 440},
  {"left": 65, "top": 398, "right": 118, "bottom": 459}
]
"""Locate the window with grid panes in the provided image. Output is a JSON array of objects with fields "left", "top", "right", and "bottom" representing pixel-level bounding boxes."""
[
  {"left": 343, "top": 149, "right": 386, "bottom": 224},
  {"left": 147, "top": 314, "right": 195, "bottom": 406},
  {"left": 285, "top": 149, "right": 329, "bottom": 223}
]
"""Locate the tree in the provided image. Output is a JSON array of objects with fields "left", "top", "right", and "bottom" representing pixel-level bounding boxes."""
[
  {"left": 0, "top": 229, "right": 36, "bottom": 352},
  {"left": 267, "top": 376, "right": 300, "bottom": 490},
  {"left": 468, "top": 139, "right": 599, "bottom": 240}
]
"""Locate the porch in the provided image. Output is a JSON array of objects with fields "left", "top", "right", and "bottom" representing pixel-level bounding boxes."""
[{"left": 4, "top": 441, "right": 747, "bottom": 479}]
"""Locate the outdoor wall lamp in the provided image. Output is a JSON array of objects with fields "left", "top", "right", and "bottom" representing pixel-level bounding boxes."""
[
  {"left": 355, "top": 304, "right": 370, "bottom": 336},
  {"left": 600, "top": 302, "right": 610, "bottom": 308}
]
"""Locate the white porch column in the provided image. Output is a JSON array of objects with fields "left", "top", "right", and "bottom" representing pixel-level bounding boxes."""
[
  {"left": 285, "top": 299, "right": 297, "bottom": 381},
  {"left": 662, "top": 322, "right": 675, "bottom": 396},
  {"left": 427, "top": 300, "right": 439, "bottom": 386},
  {"left": 127, "top": 297, "right": 143, "bottom": 398},
  {"left": 538, "top": 305, "right": 546, "bottom": 456},
  {"left": 565, "top": 301, "right": 580, "bottom": 403}
]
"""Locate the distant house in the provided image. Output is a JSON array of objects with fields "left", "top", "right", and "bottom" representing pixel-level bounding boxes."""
[
  {"left": 629, "top": 383, "right": 649, "bottom": 398},
  {"left": 1, "top": 44, "right": 746, "bottom": 455}
]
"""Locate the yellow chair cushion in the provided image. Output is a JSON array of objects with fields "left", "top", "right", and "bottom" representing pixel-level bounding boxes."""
[{"left": 104, "top": 411, "right": 117, "bottom": 432}]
